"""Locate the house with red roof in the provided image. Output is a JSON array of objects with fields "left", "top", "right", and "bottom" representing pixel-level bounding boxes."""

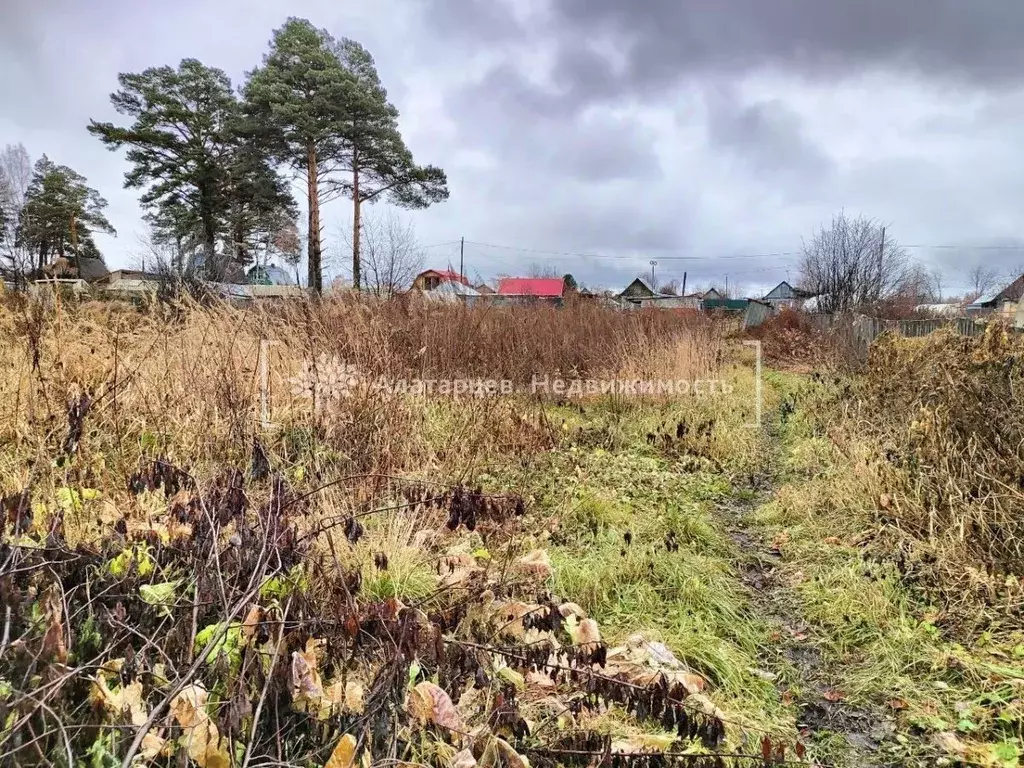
[{"left": 491, "top": 276, "right": 571, "bottom": 306}]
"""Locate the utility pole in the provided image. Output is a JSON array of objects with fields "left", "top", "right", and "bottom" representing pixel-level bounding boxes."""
[
  {"left": 725, "top": 275, "right": 729, "bottom": 296},
  {"left": 681, "top": 271, "right": 687, "bottom": 296},
  {"left": 460, "top": 237, "right": 465, "bottom": 281},
  {"left": 649, "top": 260, "right": 658, "bottom": 289}
]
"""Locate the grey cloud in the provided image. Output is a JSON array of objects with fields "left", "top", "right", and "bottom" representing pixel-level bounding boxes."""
[
  {"left": 704, "top": 89, "right": 833, "bottom": 183},
  {"left": 432, "top": 0, "right": 1024, "bottom": 117},
  {"left": 421, "top": 0, "right": 525, "bottom": 43},
  {"left": 448, "top": 66, "right": 661, "bottom": 183},
  {"left": 550, "top": 0, "right": 1024, "bottom": 91}
]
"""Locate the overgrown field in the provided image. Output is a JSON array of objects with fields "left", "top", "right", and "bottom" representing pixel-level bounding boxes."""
[{"left": 0, "top": 296, "right": 1022, "bottom": 768}]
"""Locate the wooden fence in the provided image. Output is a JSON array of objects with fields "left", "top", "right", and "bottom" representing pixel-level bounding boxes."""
[{"left": 791, "top": 313, "right": 995, "bottom": 360}]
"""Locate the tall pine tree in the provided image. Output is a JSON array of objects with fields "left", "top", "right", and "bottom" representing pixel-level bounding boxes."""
[
  {"left": 18, "top": 156, "right": 116, "bottom": 271},
  {"left": 89, "top": 58, "right": 294, "bottom": 280},
  {"left": 243, "top": 18, "right": 353, "bottom": 293},
  {"left": 89, "top": 60, "right": 235, "bottom": 275},
  {"left": 330, "top": 39, "right": 448, "bottom": 290}
]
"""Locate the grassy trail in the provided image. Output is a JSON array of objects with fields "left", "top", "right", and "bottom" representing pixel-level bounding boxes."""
[
  {"left": 524, "top": 370, "right": 1021, "bottom": 767},
  {"left": 716, "top": 413, "right": 894, "bottom": 767}
]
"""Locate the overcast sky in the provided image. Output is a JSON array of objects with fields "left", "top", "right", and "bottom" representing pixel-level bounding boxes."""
[{"left": 4, "top": 0, "right": 1024, "bottom": 294}]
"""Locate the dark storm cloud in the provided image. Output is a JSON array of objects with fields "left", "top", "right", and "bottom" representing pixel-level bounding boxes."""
[{"left": 549, "top": 0, "right": 1024, "bottom": 93}]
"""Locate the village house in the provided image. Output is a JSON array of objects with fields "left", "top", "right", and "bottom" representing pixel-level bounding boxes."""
[
  {"left": 412, "top": 269, "right": 468, "bottom": 291},
  {"left": 491, "top": 276, "right": 570, "bottom": 306},
  {"left": 616, "top": 278, "right": 701, "bottom": 309},
  {"left": 967, "top": 273, "right": 1024, "bottom": 318},
  {"left": 411, "top": 268, "right": 480, "bottom": 305},
  {"left": 762, "top": 280, "right": 817, "bottom": 309}
]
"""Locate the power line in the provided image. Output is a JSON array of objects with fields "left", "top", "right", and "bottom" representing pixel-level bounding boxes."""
[
  {"left": 903, "top": 243, "right": 1024, "bottom": 250},
  {"left": 463, "top": 240, "right": 800, "bottom": 261}
]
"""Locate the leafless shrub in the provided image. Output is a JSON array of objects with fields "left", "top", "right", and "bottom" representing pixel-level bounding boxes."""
[{"left": 799, "top": 212, "right": 912, "bottom": 314}]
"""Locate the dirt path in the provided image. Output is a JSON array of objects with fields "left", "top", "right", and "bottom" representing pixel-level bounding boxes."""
[{"left": 719, "top": 437, "right": 897, "bottom": 766}]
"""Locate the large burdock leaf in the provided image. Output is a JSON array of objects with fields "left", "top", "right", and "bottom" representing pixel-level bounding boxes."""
[
  {"left": 409, "top": 682, "right": 462, "bottom": 731},
  {"left": 170, "top": 684, "right": 230, "bottom": 768},
  {"left": 90, "top": 661, "right": 147, "bottom": 726},
  {"left": 120, "top": 680, "right": 148, "bottom": 726},
  {"left": 140, "top": 732, "right": 169, "bottom": 761},
  {"left": 325, "top": 734, "right": 358, "bottom": 768},
  {"left": 139, "top": 581, "right": 180, "bottom": 618},
  {"left": 240, "top": 605, "right": 263, "bottom": 644},
  {"left": 320, "top": 680, "right": 364, "bottom": 720}
]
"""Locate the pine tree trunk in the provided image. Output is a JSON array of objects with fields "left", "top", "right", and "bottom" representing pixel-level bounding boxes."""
[
  {"left": 306, "top": 143, "right": 322, "bottom": 293},
  {"left": 352, "top": 151, "right": 361, "bottom": 291},
  {"left": 203, "top": 219, "right": 217, "bottom": 280},
  {"left": 69, "top": 215, "right": 79, "bottom": 275}
]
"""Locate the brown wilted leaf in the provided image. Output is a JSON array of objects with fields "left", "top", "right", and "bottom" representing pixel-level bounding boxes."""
[
  {"left": 140, "top": 732, "right": 169, "bottom": 761},
  {"left": 121, "top": 680, "right": 147, "bottom": 726},
  {"left": 823, "top": 536, "right": 841, "bottom": 546},
  {"left": 324, "top": 680, "right": 365, "bottom": 717},
  {"left": 515, "top": 549, "right": 553, "bottom": 579},
  {"left": 669, "top": 671, "right": 705, "bottom": 695},
  {"left": 770, "top": 531, "right": 790, "bottom": 553},
  {"left": 325, "top": 734, "right": 358, "bottom": 768},
  {"left": 170, "top": 684, "right": 230, "bottom": 768},
  {"left": 291, "top": 638, "right": 324, "bottom": 711},
  {"left": 345, "top": 681, "right": 364, "bottom": 713},
  {"left": 240, "top": 605, "right": 262, "bottom": 644},
  {"left": 526, "top": 671, "right": 556, "bottom": 688},
  {"left": 932, "top": 732, "right": 968, "bottom": 756},
  {"left": 878, "top": 493, "right": 892, "bottom": 510},
  {"left": 90, "top": 663, "right": 148, "bottom": 726},
  {"left": 575, "top": 618, "right": 601, "bottom": 646},
  {"left": 478, "top": 737, "right": 527, "bottom": 768},
  {"left": 410, "top": 681, "right": 462, "bottom": 731},
  {"left": 822, "top": 689, "right": 845, "bottom": 702},
  {"left": 451, "top": 748, "right": 477, "bottom": 768},
  {"left": 40, "top": 588, "right": 67, "bottom": 664},
  {"left": 557, "top": 602, "right": 587, "bottom": 619},
  {"left": 490, "top": 600, "right": 542, "bottom": 640}
]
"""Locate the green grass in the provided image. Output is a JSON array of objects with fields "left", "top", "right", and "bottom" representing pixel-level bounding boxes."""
[{"left": 504, "top": 392, "right": 796, "bottom": 743}]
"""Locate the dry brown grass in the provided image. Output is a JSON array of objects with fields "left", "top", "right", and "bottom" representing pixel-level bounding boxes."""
[
  {"left": 0, "top": 292, "right": 722, "bottom": 528},
  {"left": 856, "top": 323, "right": 1024, "bottom": 620}
]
